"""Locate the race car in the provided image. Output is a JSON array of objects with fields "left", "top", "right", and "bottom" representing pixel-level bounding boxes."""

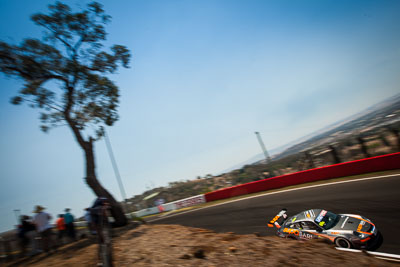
[{"left": 267, "top": 209, "right": 382, "bottom": 250}]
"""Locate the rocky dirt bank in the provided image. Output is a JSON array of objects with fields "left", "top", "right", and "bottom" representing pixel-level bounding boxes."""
[{"left": 5, "top": 224, "right": 394, "bottom": 266}]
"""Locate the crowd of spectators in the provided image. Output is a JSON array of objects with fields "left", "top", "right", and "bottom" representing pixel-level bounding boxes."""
[
  {"left": 14, "top": 197, "right": 109, "bottom": 258},
  {"left": 16, "top": 205, "right": 79, "bottom": 256}
]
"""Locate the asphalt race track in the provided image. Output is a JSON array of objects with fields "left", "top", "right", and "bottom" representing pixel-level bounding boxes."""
[{"left": 149, "top": 174, "right": 400, "bottom": 254}]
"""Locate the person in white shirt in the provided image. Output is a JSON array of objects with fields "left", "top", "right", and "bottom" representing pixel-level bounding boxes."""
[{"left": 32, "top": 205, "right": 53, "bottom": 252}]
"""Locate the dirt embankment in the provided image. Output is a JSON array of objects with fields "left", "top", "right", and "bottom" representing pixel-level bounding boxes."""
[{"left": 5, "top": 224, "right": 394, "bottom": 266}]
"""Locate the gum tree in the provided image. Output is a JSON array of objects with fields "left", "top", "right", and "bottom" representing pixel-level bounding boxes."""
[{"left": 0, "top": 2, "right": 130, "bottom": 226}]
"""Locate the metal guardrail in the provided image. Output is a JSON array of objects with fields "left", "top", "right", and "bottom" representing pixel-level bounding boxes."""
[{"left": 336, "top": 247, "right": 400, "bottom": 263}]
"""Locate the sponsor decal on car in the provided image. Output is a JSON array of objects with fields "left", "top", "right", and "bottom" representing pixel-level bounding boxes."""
[
  {"left": 283, "top": 228, "right": 299, "bottom": 236},
  {"left": 299, "top": 232, "right": 313, "bottom": 239},
  {"left": 315, "top": 210, "right": 327, "bottom": 223}
]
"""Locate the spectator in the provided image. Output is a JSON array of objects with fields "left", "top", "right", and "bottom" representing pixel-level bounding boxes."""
[
  {"left": 90, "top": 197, "right": 112, "bottom": 265},
  {"left": 90, "top": 198, "right": 108, "bottom": 224},
  {"left": 64, "top": 208, "right": 76, "bottom": 240},
  {"left": 17, "top": 215, "right": 36, "bottom": 256},
  {"left": 56, "top": 214, "right": 66, "bottom": 245},
  {"left": 32, "top": 205, "right": 53, "bottom": 253},
  {"left": 90, "top": 197, "right": 110, "bottom": 242},
  {"left": 84, "top": 208, "right": 96, "bottom": 235}
]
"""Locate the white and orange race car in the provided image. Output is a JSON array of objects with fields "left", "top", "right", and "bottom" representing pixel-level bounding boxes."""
[{"left": 267, "top": 209, "right": 382, "bottom": 250}]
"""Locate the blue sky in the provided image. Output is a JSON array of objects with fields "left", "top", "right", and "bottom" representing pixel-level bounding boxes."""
[{"left": 0, "top": 0, "right": 399, "bottom": 231}]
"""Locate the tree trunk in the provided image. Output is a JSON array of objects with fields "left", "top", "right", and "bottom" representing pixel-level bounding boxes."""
[
  {"left": 83, "top": 139, "right": 127, "bottom": 227},
  {"left": 379, "top": 133, "right": 390, "bottom": 147},
  {"left": 64, "top": 86, "right": 127, "bottom": 227},
  {"left": 389, "top": 128, "right": 400, "bottom": 152},
  {"left": 357, "top": 136, "right": 371, "bottom": 158},
  {"left": 329, "top": 145, "right": 341, "bottom": 164},
  {"left": 304, "top": 151, "right": 315, "bottom": 169}
]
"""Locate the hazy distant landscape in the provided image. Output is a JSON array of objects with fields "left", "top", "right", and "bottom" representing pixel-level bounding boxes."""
[{"left": 128, "top": 93, "right": 400, "bottom": 211}]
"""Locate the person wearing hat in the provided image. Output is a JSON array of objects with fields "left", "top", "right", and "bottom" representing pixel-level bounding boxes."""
[
  {"left": 64, "top": 208, "right": 76, "bottom": 240},
  {"left": 32, "top": 205, "right": 53, "bottom": 252}
]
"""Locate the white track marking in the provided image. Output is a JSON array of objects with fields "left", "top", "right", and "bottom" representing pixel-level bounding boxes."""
[
  {"left": 148, "top": 173, "right": 399, "bottom": 222},
  {"left": 336, "top": 248, "right": 400, "bottom": 262}
]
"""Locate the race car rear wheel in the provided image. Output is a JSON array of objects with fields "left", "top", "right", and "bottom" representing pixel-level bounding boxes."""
[{"left": 335, "top": 238, "right": 352, "bottom": 248}]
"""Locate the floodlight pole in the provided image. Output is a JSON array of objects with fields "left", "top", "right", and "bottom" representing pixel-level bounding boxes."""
[
  {"left": 104, "top": 129, "right": 127, "bottom": 202},
  {"left": 255, "top": 131, "right": 271, "bottom": 164}
]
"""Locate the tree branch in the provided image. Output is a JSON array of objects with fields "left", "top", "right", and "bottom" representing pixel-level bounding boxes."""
[
  {"left": 20, "top": 97, "right": 64, "bottom": 112},
  {"left": 73, "top": 34, "right": 86, "bottom": 54},
  {"left": 1, "top": 51, "right": 69, "bottom": 84},
  {"left": 36, "top": 22, "right": 74, "bottom": 57}
]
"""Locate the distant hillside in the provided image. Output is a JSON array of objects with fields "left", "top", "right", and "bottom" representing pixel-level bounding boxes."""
[
  {"left": 227, "top": 93, "right": 400, "bottom": 168},
  {"left": 126, "top": 93, "right": 400, "bottom": 211}
]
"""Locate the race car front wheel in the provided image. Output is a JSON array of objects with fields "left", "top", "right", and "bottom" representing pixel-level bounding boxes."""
[{"left": 335, "top": 238, "right": 352, "bottom": 248}]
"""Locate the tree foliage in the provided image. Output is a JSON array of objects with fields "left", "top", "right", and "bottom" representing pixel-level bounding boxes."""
[
  {"left": 0, "top": 1, "right": 130, "bottom": 137},
  {"left": 0, "top": 1, "right": 131, "bottom": 226}
]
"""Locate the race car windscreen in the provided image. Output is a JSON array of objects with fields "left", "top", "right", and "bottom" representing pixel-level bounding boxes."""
[{"left": 314, "top": 210, "right": 339, "bottom": 230}]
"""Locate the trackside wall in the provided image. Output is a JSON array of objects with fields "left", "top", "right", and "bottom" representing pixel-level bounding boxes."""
[
  {"left": 132, "top": 195, "right": 206, "bottom": 217},
  {"left": 204, "top": 152, "right": 400, "bottom": 202},
  {"left": 169, "top": 195, "right": 206, "bottom": 210},
  {"left": 134, "top": 207, "right": 160, "bottom": 217}
]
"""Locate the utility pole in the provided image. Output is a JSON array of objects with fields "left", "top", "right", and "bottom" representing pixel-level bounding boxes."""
[
  {"left": 255, "top": 131, "right": 271, "bottom": 164},
  {"left": 104, "top": 129, "right": 127, "bottom": 202}
]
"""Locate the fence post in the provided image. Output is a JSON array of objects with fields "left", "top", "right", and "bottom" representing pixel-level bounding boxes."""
[{"left": 97, "top": 205, "right": 113, "bottom": 267}]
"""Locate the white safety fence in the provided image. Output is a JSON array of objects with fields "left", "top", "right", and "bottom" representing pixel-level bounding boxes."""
[
  {"left": 130, "top": 194, "right": 206, "bottom": 218},
  {"left": 132, "top": 207, "right": 160, "bottom": 217}
]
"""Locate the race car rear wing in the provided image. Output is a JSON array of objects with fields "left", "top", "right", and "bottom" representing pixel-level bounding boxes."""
[{"left": 267, "top": 208, "right": 288, "bottom": 229}]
